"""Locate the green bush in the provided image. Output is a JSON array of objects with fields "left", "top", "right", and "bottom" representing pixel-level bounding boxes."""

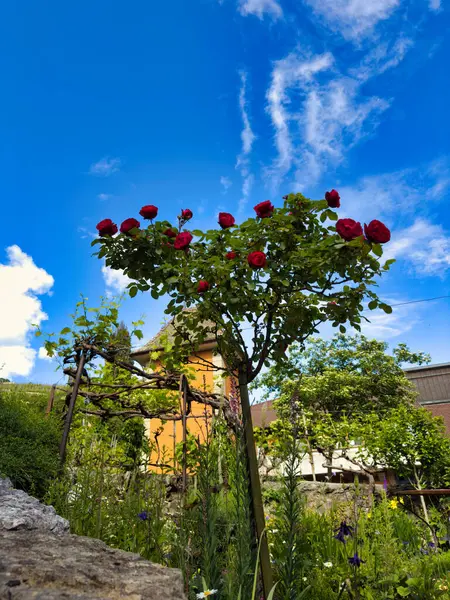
[{"left": 0, "top": 385, "right": 62, "bottom": 498}]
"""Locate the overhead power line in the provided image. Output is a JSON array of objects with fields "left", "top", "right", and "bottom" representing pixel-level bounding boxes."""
[{"left": 389, "top": 295, "right": 450, "bottom": 308}]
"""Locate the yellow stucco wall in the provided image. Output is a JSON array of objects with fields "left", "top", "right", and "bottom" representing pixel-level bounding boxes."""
[{"left": 146, "top": 346, "right": 230, "bottom": 472}]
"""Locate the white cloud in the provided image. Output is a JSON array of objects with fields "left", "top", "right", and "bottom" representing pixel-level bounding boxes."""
[
  {"left": 339, "top": 158, "right": 450, "bottom": 222},
  {"left": 238, "top": 0, "right": 282, "bottom": 19},
  {"left": 0, "top": 246, "right": 54, "bottom": 379},
  {"left": 304, "top": 0, "right": 400, "bottom": 41},
  {"left": 102, "top": 265, "right": 132, "bottom": 294},
  {"left": 384, "top": 219, "right": 450, "bottom": 277},
  {"left": 429, "top": 0, "right": 441, "bottom": 11},
  {"left": 38, "top": 346, "right": 53, "bottom": 361},
  {"left": 359, "top": 305, "right": 418, "bottom": 338},
  {"left": 351, "top": 36, "right": 414, "bottom": 82},
  {"left": 236, "top": 70, "right": 257, "bottom": 212},
  {"left": 220, "top": 176, "right": 232, "bottom": 192},
  {"left": 0, "top": 346, "right": 36, "bottom": 379},
  {"left": 266, "top": 51, "right": 390, "bottom": 189},
  {"left": 98, "top": 193, "right": 112, "bottom": 201},
  {"left": 89, "top": 157, "right": 121, "bottom": 177}
]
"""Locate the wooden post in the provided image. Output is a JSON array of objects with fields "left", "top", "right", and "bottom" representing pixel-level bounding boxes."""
[
  {"left": 238, "top": 365, "right": 273, "bottom": 599},
  {"left": 59, "top": 352, "right": 86, "bottom": 464},
  {"left": 181, "top": 375, "right": 188, "bottom": 492},
  {"left": 46, "top": 384, "right": 56, "bottom": 417}
]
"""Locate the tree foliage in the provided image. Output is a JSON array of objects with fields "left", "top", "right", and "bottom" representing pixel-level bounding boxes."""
[
  {"left": 257, "top": 334, "right": 431, "bottom": 417},
  {"left": 256, "top": 334, "right": 450, "bottom": 489},
  {"left": 93, "top": 194, "right": 393, "bottom": 382}
]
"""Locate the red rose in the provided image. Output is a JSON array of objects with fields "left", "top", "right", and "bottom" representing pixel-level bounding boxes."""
[
  {"left": 163, "top": 228, "right": 177, "bottom": 238},
  {"left": 254, "top": 200, "right": 274, "bottom": 218},
  {"left": 336, "top": 218, "right": 363, "bottom": 242},
  {"left": 218, "top": 212, "right": 235, "bottom": 229},
  {"left": 226, "top": 251, "right": 237, "bottom": 260},
  {"left": 120, "top": 218, "right": 140, "bottom": 235},
  {"left": 325, "top": 189, "right": 340, "bottom": 208},
  {"left": 181, "top": 209, "right": 193, "bottom": 221},
  {"left": 96, "top": 219, "right": 118, "bottom": 237},
  {"left": 139, "top": 205, "right": 158, "bottom": 220},
  {"left": 364, "top": 220, "right": 391, "bottom": 244},
  {"left": 174, "top": 231, "right": 193, "bottom": 250},
  {"left": 197, "top": 280, "right": 210, "bottom": 293},
  {"left": 247, "top": 251, "right": 267, "bottom": 269}
]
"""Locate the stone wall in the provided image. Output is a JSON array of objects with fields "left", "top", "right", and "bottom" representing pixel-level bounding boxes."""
[{"left": 0, "top": 478, "right": 186, "bottom": 600}]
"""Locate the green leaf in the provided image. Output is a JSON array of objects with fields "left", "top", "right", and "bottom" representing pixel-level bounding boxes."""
[
  {"left": 339, "top": 325, "right": 346, "bottom": 333},
  {"left": 151, "top": 289, "right": 159, "bottom": 300},
  {"left": 60, "top": 327, "right": 71, "bottom": 335},
  {"left": 396, "top": 586, "right": 410, "bottom": 597},
  {"left": 91, "top": 239, "right": 102, "bottom": 246},
  {"left": 327, "top": 211, "right": 338, "bottom": 221},
  {"left": 129, "top": 286, "right": 138, "bottom": 298},
  {"left": 35, "top": 331, "right": 42, "bottom": 337},
  {"left": 372, "top": 243, "right": 383, "bottom": 257},
  {"left": 134, "top": 329, "right": 143, "bottom": 340},
  {"left": 368, "top": 300, "right": 378, "bottom": 310},
  {"left": 267, "top": 582, "right": 279, "bottom": 600},
  {"left": 98, "top": 246, "right": 107, "bottom": 259},
  {"left": 380, "top": 303, "right": 393, "bottom": 314}
]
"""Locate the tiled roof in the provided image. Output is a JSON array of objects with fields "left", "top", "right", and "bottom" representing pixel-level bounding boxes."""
[{"left": 131, "top": 309, "right": 218, "bottom": 355}]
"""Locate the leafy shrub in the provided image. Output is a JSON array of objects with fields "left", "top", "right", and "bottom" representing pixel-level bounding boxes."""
[{"left": 0, "top": 385, "right": 62, "bottom": 498}]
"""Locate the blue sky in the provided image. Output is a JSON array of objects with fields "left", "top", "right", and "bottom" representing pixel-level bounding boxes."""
[{"left": 1, "top": 0, "right": 450, "bottom": 383}]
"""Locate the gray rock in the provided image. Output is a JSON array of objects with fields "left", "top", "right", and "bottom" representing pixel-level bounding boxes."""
[
  {"left": 0, "top": 478, "right": 69, "bottom": 534},
  {"left": 0, "top": 531, "right": 185, "bottom": 599},
  {"left": 0, "top": 479, "right": 186, "bottom": 599}
]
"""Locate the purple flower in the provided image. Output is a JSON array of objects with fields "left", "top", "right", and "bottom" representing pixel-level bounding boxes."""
[
  {"left": 428, "top": 541, "right": 436, "bottom": 548},
  {"left": 420, "top": 548, "right": 429, "bottom": 555},
  {"left": 383, "top": 477, "right": 388, "bottom": 491},
  {"left": 348, "top": 552, "right": 365, "bottom": 568},
  {"left": 334, "top": 521, "right": 354, "bottom": 543},
  {"left": 138, "top": 511, "right": 149, "bottom": 521}
]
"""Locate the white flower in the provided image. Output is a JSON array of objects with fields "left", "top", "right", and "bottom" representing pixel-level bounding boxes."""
[
  {"left": 303, "top": 577, "right": 308, "bottom": 581},
  {"left": 196, "top": 591, "right": 218, "bottom": 599},
  {"left": 323, "top": 561, "right": 333, "bottom": 568}
]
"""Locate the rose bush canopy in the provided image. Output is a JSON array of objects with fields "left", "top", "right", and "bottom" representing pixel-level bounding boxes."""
[{"left": 93, "top": 191, "right": 392, "bottom": 382}]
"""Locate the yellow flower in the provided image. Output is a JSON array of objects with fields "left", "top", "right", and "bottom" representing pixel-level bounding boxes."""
[
  {"left": 367, "top": 512, "right": 372, "bottom": 519},
  {"left": 389, "top": 499, "right": 399, "bottom": 510}
]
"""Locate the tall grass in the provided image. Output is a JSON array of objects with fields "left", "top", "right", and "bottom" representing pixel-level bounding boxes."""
[{"left": 46, "top": 415, "right": 450, "bottom": 600}]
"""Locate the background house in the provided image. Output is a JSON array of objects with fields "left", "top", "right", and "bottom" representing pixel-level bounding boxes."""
[
  {"left": 131, "top": 317, "right": 231, "bottom": 472},
  {"left": 404, "top": 362, "right": 450, "bottom": 434}
]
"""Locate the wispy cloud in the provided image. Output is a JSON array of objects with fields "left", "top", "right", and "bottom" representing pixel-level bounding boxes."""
[
  {"left": 429, "top": 0, "right": 441, "bottom": 12},
  {"left": 77, "top": 226, "right": 96, "bottom": 240},
  {"left": 101, "top": 265, "right": 132, "bottom": 294},
  {"left": 350, "top": 35, "right": 414, "bottom": 81},
  {"left": 0, "top": 246, "right": 54, "bottom": 379},
  {"left": 384, "top": 219, "right": 450, "bottom": 277},
  {"left": 360, "top": 303, "right": 419, "bottom": 339},
  {"left": 304, "top": 0, "right": 400, "bottom": 41},
  {"left": 238, "top": 0, "right": 283, "bottom": 20},
  {"left": 236, "top": 70, "right": 256, "bottom": 212},
  {"left": 339, "top": 158, "right": 450, "bottom": 222},
  {"left": 89, "top": 157, "right": 121, "bottom": 177},
  {"left": 220, "top": 176, "right": 233, "bottom": 192},
  {"left": 98, "top": 193, "right": 112, "bottom": 201},
  {"left": 266, "top": 50, "right": 390, "bottom": 189}
]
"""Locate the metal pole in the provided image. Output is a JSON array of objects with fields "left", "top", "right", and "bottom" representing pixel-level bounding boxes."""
[
  {"left": 238, "top": 365, "right": 273, "bottom": 599},
  {"left": 59, "top": 352, "right": 86, "bottom": 464},
  {"left": 46, "top": 384, "right": 56, "bottom": 417}
]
